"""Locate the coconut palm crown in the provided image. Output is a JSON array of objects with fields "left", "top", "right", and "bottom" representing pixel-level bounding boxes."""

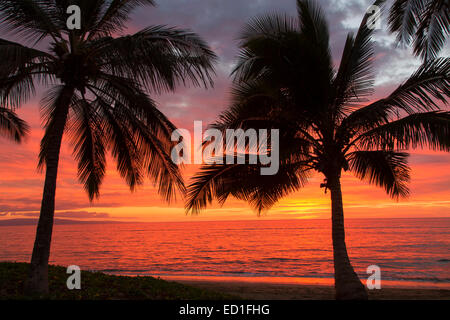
[{"left": 185, "top": 0, "right": 450, "bottom": 299}]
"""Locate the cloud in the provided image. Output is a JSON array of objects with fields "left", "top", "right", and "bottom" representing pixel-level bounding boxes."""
[{"left": 8, "top": 211, "right": 110, "bottom": 219}]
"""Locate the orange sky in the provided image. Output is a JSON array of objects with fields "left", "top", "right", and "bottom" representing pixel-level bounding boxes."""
[
  {"left": 1, "top": 98, "right": 449, "bottom": 222},
  {"left": 0, "top": 1, "right": 449, "bottom": 223}
]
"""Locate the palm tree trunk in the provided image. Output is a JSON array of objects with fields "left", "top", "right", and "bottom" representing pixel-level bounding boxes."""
[
  {"left": 27, "top": 86, "right": 74, "bottom": 294},
  {"left": 328, "top": 173, "right": 368, "bottom": 300}
]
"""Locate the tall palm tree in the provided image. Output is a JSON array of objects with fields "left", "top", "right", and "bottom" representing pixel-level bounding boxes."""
[
  {"left": 0, "top": 107, "right": 29, "bottom": 142},
  {"left": 185, "top": 0, "right": 450, "bottom": 300},
  {"left": 388, "top": 0, "right": 449, "bottom": 61},
  {"left": 0, "top": 0, "right": 216, "bottom": 294}
]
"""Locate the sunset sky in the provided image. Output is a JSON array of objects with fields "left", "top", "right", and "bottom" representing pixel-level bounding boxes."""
[{"left": 0, "top": 0, "right": 449, "bottom": 222}]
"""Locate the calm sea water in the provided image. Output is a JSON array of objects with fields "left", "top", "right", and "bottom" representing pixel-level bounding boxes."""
[{"left": 1, "top": 218, "right": 449, "bottom": 288}]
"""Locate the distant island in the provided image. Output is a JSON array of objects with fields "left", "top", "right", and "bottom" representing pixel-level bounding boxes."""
[{"left": 0, "top": 218, "right": 124, "bottom": 227}]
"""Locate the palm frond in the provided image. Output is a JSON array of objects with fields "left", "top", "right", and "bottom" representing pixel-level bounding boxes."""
[
  {"left": 211, "top": 79, "right": 285, "bottom": 131},
  {"left": 186, "top": 159, "right": 310, "bottom": 215},
  {"left": 91, "top": 25, "right": 217, "bottom": 93},
  {"left": 88, "top": 0, "right": 156, "bottom": 39},
  {"left": 88, "top": 77, "right": 184, "bottom": 201},
  {"left": 389, "top": 0, "right": 449, "bottom": 60},
  {"left": 91, "top": 93, "right": 144, "bottom": 190},
  {"left": 357, "top": 111, "right": 450, "bottom": 152},
  {"left": 69, "top": 96, "right": 106, "bottom": 200},
  {"left": 0, "top": 38, "right": 54, "bottom": 108},
  {"left": 0, "top": 0, "right": 61, "bottom": 43},
  {"left": 296, "top": 0, "right": 334, "bottom": 107},
  {"left": 388, "top": 0, "right": 424, "bottom": 45},
  {"left": 88, "top": 73, "right": 176, "bottom": 137},
  {"left": 38, "top": 85, "right": 77, "bottom": 170},
  {"left": 413, "top": 0, "right": 450, "bottom": 60},
  {"left": 232, "top": 13, "right": 300, "bottom": 83},
  {"left": 0, "top": 107, "right": 29, "bottom": 143},
  {"left": 209, "top": 79, "right": 321, "bottom": 158},
  {"left": 333, "top": 0, "right": 386, "bottom": 114},
  {"left": 139, "top": 124, "right": 185, "bottom": 202},
  {"left": 233, "top": 6, "right": 333, "bottom": 119},
  {"left": 296, "top": 0, "right": 330, "bottom": 51},
  {"left": 348, "top": 150, "right": 410, "bottom": 198},
  {"left": 0, "top": 38, "right": 53, "bottom": 74},
  {"left": 238, "top": 12, "right": 299, "bottom": 44},
  {"left": 341, "top": 57, "right": 450, "bottom": 136}
]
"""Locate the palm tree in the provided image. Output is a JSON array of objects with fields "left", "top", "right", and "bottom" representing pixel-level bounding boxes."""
[
  {"left": 388, "top": 0, "right": 449, "bottom": 61},
  {"left": 185, "top": 0, "right": 450, "bottom": 300},
  {"left": 0, "top": 107, "right": 29, "bottom": 142},
  {"left": 0, "top": 0, "right": 216, "bottom": 294}
]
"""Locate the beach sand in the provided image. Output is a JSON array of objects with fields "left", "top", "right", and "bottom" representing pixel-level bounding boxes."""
[{"left": 176, "top": 280, "right": 450, "bottom": 300}]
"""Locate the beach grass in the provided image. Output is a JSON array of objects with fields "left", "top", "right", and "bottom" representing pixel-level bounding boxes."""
[
  {"left": 0, "top": 262, "right": 235, "bottom": 300},
  {"left": 1, "top": 262, "right": 449, "bottom": 300}
]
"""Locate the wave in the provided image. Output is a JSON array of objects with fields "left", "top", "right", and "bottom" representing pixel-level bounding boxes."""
[
  {"left": 100, "top": 269, "right": 450, "bottom": 284},
  {"left": 264, "top": 257, "right": 302, "bottom": 262},
  {"left": 383, "top": 276, "right": 450, "bottom": 283}
]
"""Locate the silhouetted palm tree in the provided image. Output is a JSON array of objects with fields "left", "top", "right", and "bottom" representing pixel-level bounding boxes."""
[
  {"left": 0, "top": 106, "right": 29, "bottom": 142},
  {"left": 186, "top": 0, "right": 449, "bottom": 300},
  {"left": 0, "top": 0, "right": 216, "bottom": 294},
  {"left": 388, "top": 0, "right": 449, "bottom": 60}
]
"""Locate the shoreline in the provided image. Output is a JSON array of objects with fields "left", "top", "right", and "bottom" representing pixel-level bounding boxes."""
[
  {"left": 106, "top": 274, "right": 450, "bottom": 290},
  {"left": 173, "top": 279, "right": 450, "bottom": 300},
  {"left": 108, "top": 273, "right": 450, "bottom": 299}
]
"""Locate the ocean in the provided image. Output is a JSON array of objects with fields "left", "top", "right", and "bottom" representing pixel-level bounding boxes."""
[{"left": 1, "top": 218, "right": 449, "bottom": 288}]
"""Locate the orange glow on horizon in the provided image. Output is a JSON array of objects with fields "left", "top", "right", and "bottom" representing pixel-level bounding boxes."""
[{"left": 0, "top": 98, "right": 449, "bottom": 223}]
